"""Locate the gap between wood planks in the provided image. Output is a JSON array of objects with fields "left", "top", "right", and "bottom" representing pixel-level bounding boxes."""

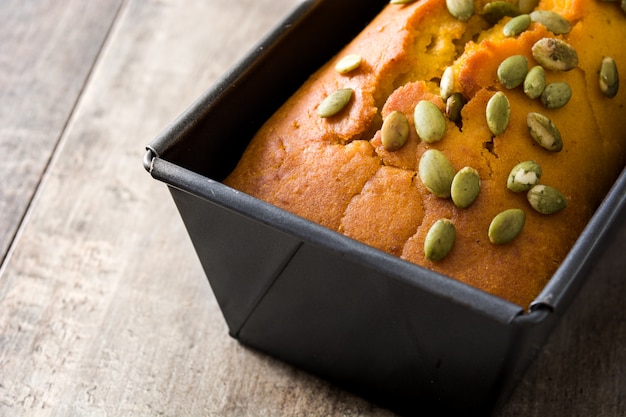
[{"left": 0, "top": 1, "right": 128, "bottom": 272}]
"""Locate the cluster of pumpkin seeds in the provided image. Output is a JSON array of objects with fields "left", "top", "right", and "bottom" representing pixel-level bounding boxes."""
[
  {"left": 418, "top": 149, "right": 481, "bottom": 206},
  {"left": 332, "top": 2, "right": 618, "bottom": 260},
  {"left": 506, "top": 160, "right": 568, "bottom": 214},
  {"left": 486, "top": 11, "right": 575, "bottom": 237},
  {"left": 497, "top": 45, "right": 575, "bottom": 110},
  {"left": 417, "top": 147, "right": 483, "bottom": 259},
  {"left": 488, "top": 13, "right": 577, "bottom": 147},
  {"left": 417, "top": 145, "right": 483, "bottom": 259},
  {"left": 490, "top": 10, "right": 580, "bottom": 156},
  {"left": 444, "top": 0, "right": 532, "bottom": 23},
  {"left": 415, "top": 5, "right": 580, "bottom": 254},
  {"left": 440, "top": 66, "right": 470, "bottom": 125},
  {"left": 317, "top": 53, "right": 366, "bottom": 118}
]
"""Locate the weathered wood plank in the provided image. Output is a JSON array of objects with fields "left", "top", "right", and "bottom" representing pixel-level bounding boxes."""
[
  {"left": 0, "top": 0, "right": 123, "bottom": 263},
  {"left": 0, "top": 0, "right": 389, "bottom": 415},
  {"left": 0, "top": 0, "right": 624, "bottom": 416},
  {"left": 500, "top": 224, "right": 626, "bottom": 416}
]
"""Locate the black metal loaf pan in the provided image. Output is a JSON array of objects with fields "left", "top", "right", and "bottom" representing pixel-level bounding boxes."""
[{"left": 144, "top": 0, "right": 626, "bottom": 415}]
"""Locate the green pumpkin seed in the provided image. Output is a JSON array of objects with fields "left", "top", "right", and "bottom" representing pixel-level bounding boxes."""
[
  {"left": 446, "top": 92, "right": 467, "bottom": 123},
  {"left": 518, "top": 0, "right": 540, "bottom": 14},
  {"left": 451, "top": 167, "right": 481, "bottom": 208},
  {"left": 424, "top": 219, "right": 456, "bottom": 261},
  {"left": 524, "top": 65, "right": 546, "bottom": 99},
  {"left": 418, "top": 149, "right": 456, "bottom": 198},
  {"left": 488, "top": 209, "right": 526, "bottom": 244},
  {"left": 498, "top": 55, "right": 529, "bottom": 89},
  {"left": 507, "top": 160, "right": 542, "bottom": 192},
  {"left": 482, "top": 1, "right": 520, "bottom": 25},
  {"left": 527, "top": 112, "right": 563, "bottom": 152},
  {"left": 335, "top": 54, "right": 362, "bottom": 74},
  {"left": 541, "top": 82, "right": 572, "bottom": 108},
  {"left": 531, "top": 38, "right": 578, "bottom": 71},
  {"left": 381, "top": 111, "right": 410, "bottom": 151},
  {"left": 486, "top": 91, "right": 510, "bottom": 136},
  {"left": 318, "top": 88, "right": 353, "bottom": 118},
  {"left": 599, "top": 56, "right": 619, "bottom": 98},
  {"left": 414, "top": 100, "right": 447, "bottom": 143},
  {"left": 527, "top": 184, "right": 568, "bottom": 214},
  {"left": 529, "top": 10, "right": 572, "bottom": 34},
  {"left": 503, "top": 14, "right": 531, "bottom": 37},
  {"left": 446, "top": 0, "right": 475, "bottom": 21},
  {"left": 440, "top": 66, "right": 455, "bottom": 100}
]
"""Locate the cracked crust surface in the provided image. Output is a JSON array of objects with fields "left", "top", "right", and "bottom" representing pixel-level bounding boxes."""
[{"left": 224, "top": 0, "right": 626, "bottom": 307}]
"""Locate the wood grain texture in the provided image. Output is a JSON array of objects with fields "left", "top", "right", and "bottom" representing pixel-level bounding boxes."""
[
  {"left": 0, "top": 0, "right": 624, "bottom": 416},
  {"left": 0, "top": 0, "right": 390, "bottom": 415},
  {"left": 0, "top": 0, "right": 124, "bottom": 264},
  {"left": 499, "top": 224, "right": 626, "bottom": 416}
]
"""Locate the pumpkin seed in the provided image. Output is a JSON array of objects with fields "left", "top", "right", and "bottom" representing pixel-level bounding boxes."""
[
  {"left": 318, "top": 88, "right": 353, "bottom": 118},
  {"left": 507, "top": 160, "right": 542, "bottom": 192},
  {"left": 529, "top": 10, "right": 571, "bottom": 34},
  {"left": 541, "top": 82, "right": 572, "bottom": 108},
  {"left": 503, "top": 14, "right": 531, "bottom": 37},
  {"left": 446, "top": 0, "right": 475, "bottom": 21},
  {"left": 335, "top": 54, "right": 362, "bottom": 74},
  {"left": 599, "top": 56, "right": 619, "bottom": 98},
  {"left": 418, "top": 149, "right": 456, "bottom": 198},
  {"left": 498, "top": 55, "right": 529, "bottom": 89},
  {"left": 381, "top": 111, "right": 410, "bottom": 151},
  {"left": 526, "top": 112, "right": 563, "bottom": 152},
  {"left": 446, "top": 92, "right": 467, "bottom": 123},
  {"left": 527, "top": 112, "right": 563, "bottom": 152},
  {"left": 518, "top": 0, "right": 540, "bottom": 14},
  {"left": 486, "top": 91, "right": 510, "bottom": 136},
  {"left": 414, "top": 100, "right": 447, "bottom": 143},
  {"left": 527, "top": 184, "right": 568, "bottom": 214},
  {"left": 531, "top": 38, "right": 578, "bottom": 71},
  {"left": 524, "top": 65, "right": 546, "bottom": 99},
  {"left": 482, "top": 1, "right": 520, "bottom": 25},
  {"left": 488, "top": 209, "right": 526, "bottom": 244},
  {"left": 424, "top": 219, "right": 456, "bottom": 261},
  {"left": 451, "top": 167, "right": 481, "bottom": 208},
  {"left": 440, "top": 66, "right": 455, "bottom": 100}
]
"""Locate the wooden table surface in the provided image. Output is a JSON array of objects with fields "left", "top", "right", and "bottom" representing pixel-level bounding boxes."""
[{"left": 1, "top": 1, "right": 624, "bottom": 415}]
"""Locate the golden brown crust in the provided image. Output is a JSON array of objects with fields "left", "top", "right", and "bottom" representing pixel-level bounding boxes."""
[{"left": 225, "top": 0, "right": 626, "bottom": 307}]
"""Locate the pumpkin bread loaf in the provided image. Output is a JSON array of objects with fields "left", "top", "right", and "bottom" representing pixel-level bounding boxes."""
[{"left": 224, "top": 0, "right": 626, "bottom": 307}]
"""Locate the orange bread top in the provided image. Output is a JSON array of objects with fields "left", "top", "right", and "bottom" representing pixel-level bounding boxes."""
[{"left": 224, "top": 0, "right": 626, "bottom": 307}]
